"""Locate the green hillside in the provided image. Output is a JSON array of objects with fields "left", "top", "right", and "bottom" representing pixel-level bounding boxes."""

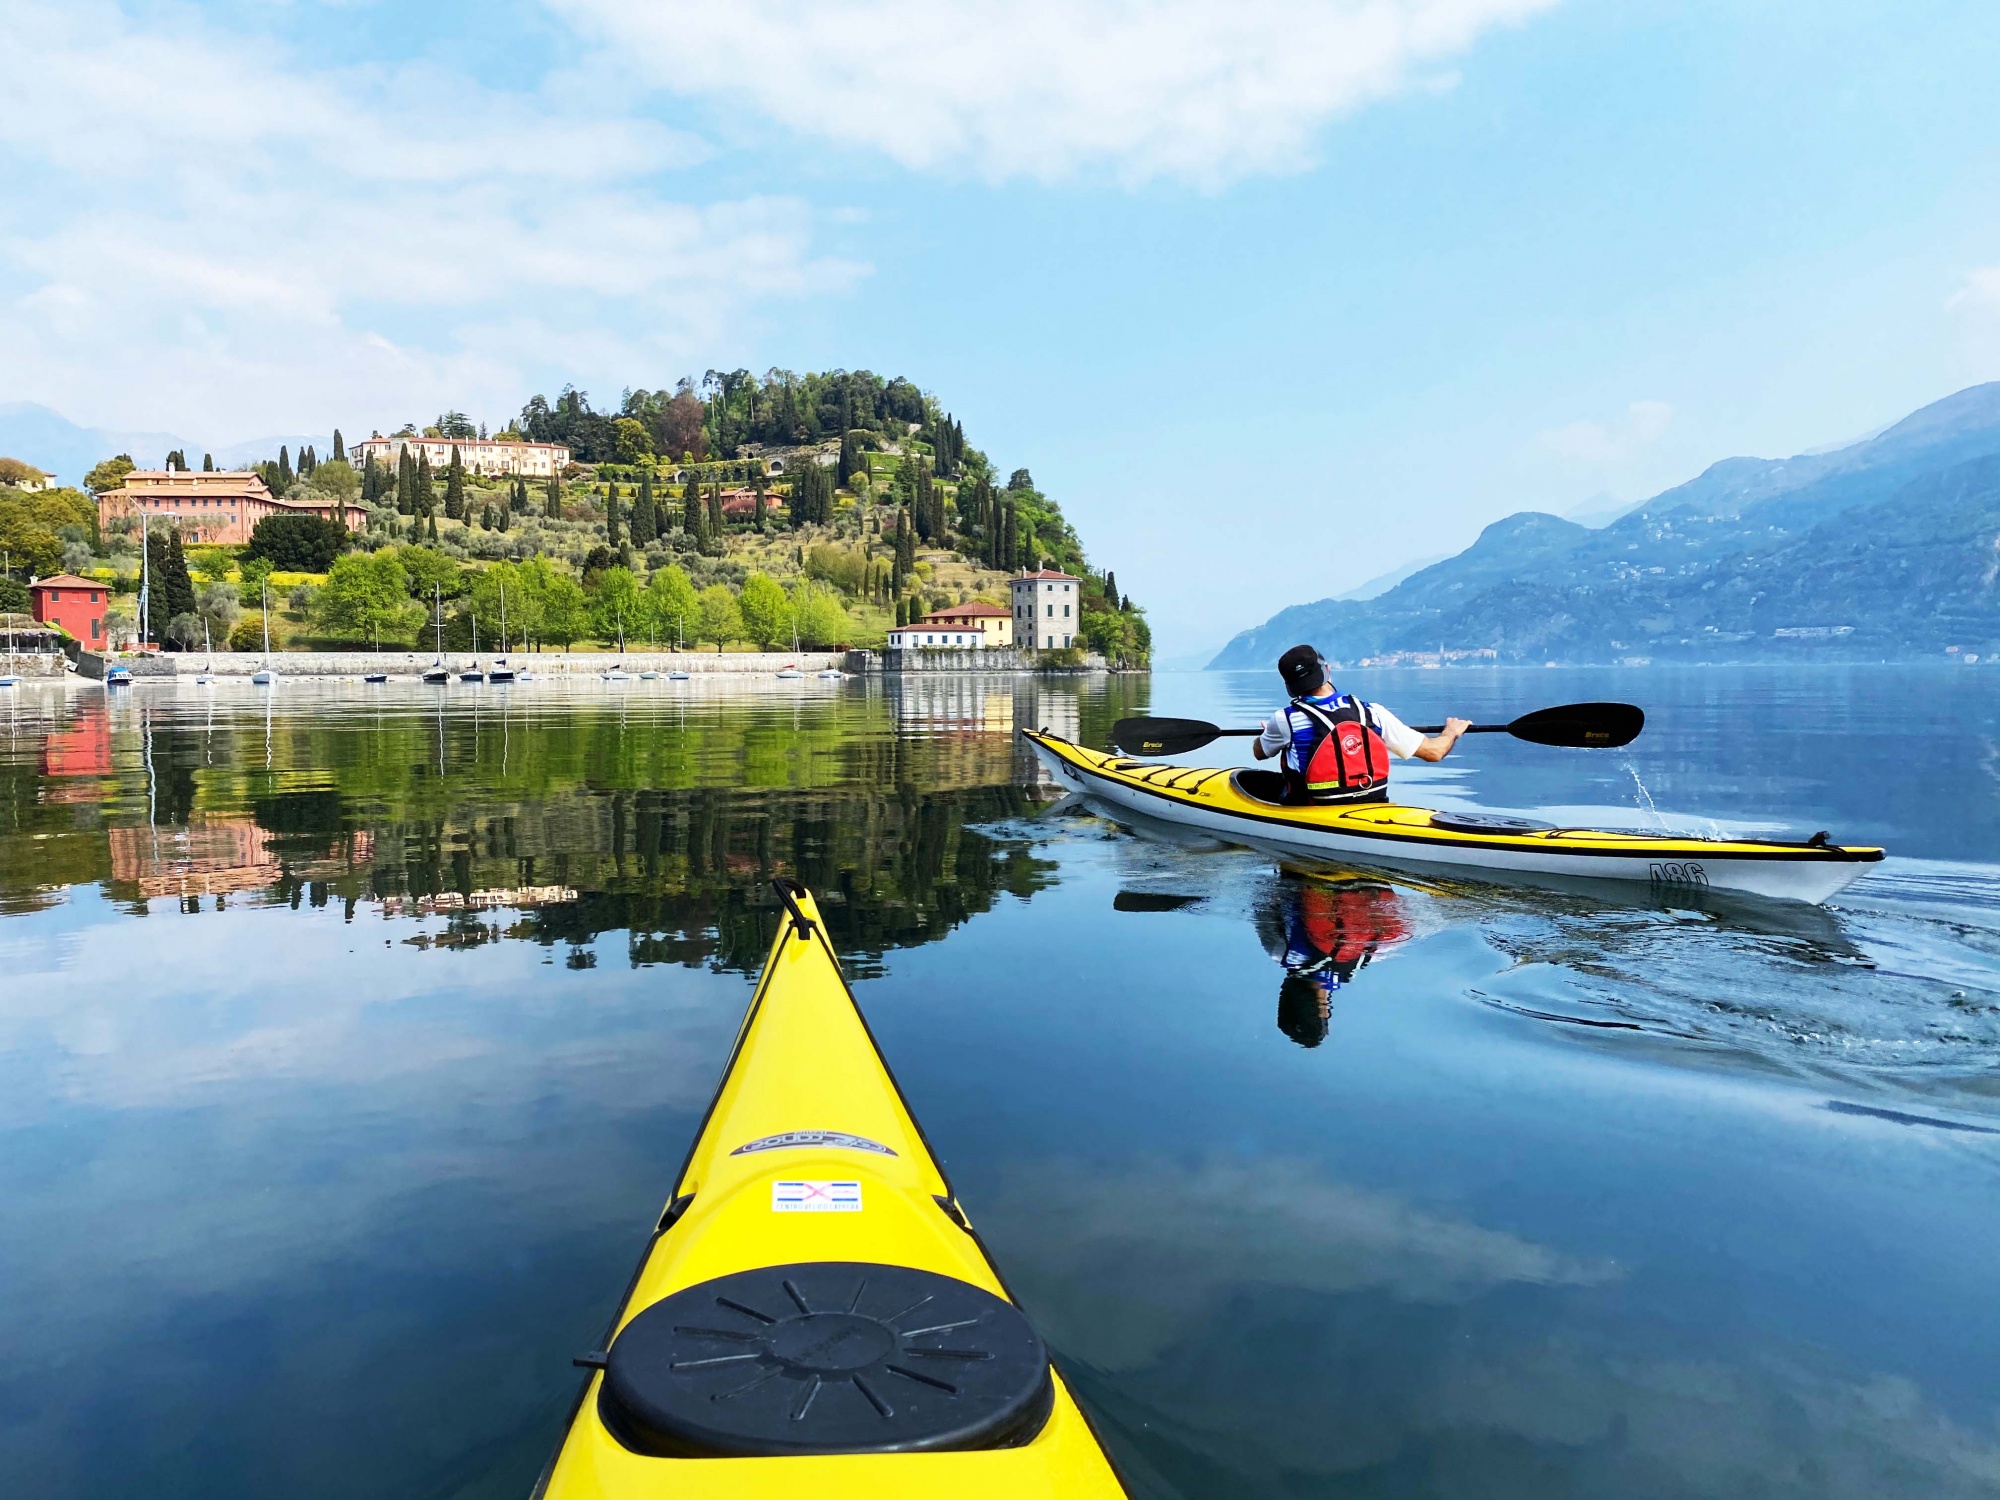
[{"left": 10, "top": 371, "right": 1149, "bottom": 662}]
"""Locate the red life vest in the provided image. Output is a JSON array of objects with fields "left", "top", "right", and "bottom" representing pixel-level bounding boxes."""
[
  {"left": 1298, "top": 884, "right": 1409, "bottom": 971},
  {"left": 1283, "top": 696, "right": 1391, "bottom": 804}
]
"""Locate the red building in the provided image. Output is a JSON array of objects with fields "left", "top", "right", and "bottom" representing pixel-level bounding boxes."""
[{"left": 30, "top": 573, "right": 109, "bottom": 651}]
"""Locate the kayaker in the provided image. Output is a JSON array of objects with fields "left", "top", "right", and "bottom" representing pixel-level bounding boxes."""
[
  {"left": 1262, "top": 877, "right": 1410, "bottom": 1047},
  {"left": 1252, "top": 644, "right": 1472, "bottom": 804}
]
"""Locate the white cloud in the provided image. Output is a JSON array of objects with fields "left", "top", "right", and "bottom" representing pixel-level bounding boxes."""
[
  {"left": 0, "top": 1, "right": 863, "bottom": 437},
  {"left": 550, "top": 0, "right": 1560, "bottom": 187},
  {"left": 1945, "top": 266, "right": 2000, "bottom": 315},
  {"left": 1539, "top": 398, "right": 1673, "bottom": 465}
]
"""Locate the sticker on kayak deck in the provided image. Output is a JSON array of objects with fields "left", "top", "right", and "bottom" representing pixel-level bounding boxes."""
[
  {"left": 731, "top": 1130, "right": 897, "bottom": 1158},
  {"left": 772, "top": 1180, "right": 863, "bottom": 1213}
]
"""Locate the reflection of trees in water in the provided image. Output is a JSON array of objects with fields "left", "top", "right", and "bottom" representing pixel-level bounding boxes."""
[
  {"left": 480, "top": 784, "right": 1055, "bottom": 975},
  {"left": 5, "top": 689, "right": 1082, "bottom": 946}
]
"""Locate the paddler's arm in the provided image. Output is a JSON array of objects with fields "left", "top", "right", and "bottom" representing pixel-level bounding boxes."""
[
  {"left": 1375, "top": 707, "right": 1471, "bottom": 762},
  {"left": 1412, "top": 717, "right": 1472, "bottom": 762},
  {"left": 1251, "top": 711, "right": 1289, "bottom": 761}
]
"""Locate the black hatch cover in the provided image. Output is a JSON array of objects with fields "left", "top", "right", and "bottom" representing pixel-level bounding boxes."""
[{"left": 598, "top": 1261, "right": 1054, "bottom": 1457}]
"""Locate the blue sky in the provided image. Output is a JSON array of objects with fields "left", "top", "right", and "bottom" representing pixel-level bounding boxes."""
[{"left": 3, "top": 0, "right": 1998, "bottom": 657}]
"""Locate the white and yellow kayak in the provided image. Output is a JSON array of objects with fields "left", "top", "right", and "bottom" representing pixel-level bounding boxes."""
[
  {"left": 1025, "top": 730, "right": 1883, "bottom": 906},
  {"left": 534, "top": 881, "right": 1128, "bottom": 1499}
]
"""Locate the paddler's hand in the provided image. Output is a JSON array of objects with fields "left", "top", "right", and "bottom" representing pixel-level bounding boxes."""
[{"left": 1414, "top": 717, "right": 1473, "bottom": 762}]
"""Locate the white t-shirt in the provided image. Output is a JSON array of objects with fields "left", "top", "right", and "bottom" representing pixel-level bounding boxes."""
[{"left": 1258, "top": 698, "right": 1426, "bottom": 770}]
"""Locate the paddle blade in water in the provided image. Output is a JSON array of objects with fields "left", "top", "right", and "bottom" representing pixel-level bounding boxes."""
[
  {"left": 1507, "top": 701, "right": 1645, "bottom": 749},
  {"left": 1112, "top": 716, "right": 1226, "bottom": 755}
]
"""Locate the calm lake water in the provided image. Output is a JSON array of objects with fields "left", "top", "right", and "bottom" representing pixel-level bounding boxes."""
[{"left": 2, "top": 665, "right": 1997, "bottom": 1499}]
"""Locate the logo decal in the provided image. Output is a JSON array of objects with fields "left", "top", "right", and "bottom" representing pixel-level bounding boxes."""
[
  {"left": 772, "top": 1180, "right": 863, "bottom": 1213},
  {"left": 731, "top": 1130, "right": 897, "bottom": 1157},
  {"left": 1648, "top": 861, "right": 1709, "bottom": 887}
]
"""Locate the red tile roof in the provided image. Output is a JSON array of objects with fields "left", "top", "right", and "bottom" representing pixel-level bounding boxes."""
[
  {"left": 29, "top": 574, "right": 101, "bottom": 591},
  {"left": 1015, "top": 568, "right": 1079, "bottom": 581}
]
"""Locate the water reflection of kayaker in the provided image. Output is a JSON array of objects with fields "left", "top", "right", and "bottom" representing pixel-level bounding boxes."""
[
  {"left": 1260, "top": 876, "right": 1411, "bottom": 1047},
  {"left": 1252, "top": 644, "right": 1472, "bottom": 804}
]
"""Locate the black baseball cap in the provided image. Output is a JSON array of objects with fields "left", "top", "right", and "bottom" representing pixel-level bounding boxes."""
[{"left": 1279, "top": 644, "right": 1326, "bottom": 697}]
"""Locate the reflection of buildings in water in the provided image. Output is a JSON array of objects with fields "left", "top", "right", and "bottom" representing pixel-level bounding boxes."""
[
  {"left": 1258, "top": 873, "right": 1412, "bottom": 1048},
  {"left": 107, "top": 818, "right": 376, "bottom": 900},
  {"left": 886, "top": 675, "right": 1019, "bottom": 734},
  {"left": 41, "top": 704, "right": 113, "bottom": 795}
]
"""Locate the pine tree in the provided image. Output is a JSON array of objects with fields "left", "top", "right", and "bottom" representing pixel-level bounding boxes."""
[
  {"left": 444, "top": 446, "right": 465, "bottom": 519},
  {"left": 606, "top": 481, "right": 622, "bottom": 546},
  {"left": 277, "top": 446, "right": 294, "bottom": 490},
  {"left": 546, "top": 474, "right": 562, "bottom": 520},
  {"left": 332, "top": 430, "right": 345, "bottom": 463}
]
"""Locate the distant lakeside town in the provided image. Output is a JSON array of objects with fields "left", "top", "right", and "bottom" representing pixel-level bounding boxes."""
[{"left": 0, "top": 371, "right": 1150, "bottom": 671}]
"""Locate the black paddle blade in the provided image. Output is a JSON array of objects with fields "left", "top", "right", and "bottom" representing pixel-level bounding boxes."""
[
  {"left": 1111, "top": 716, "right": 1227, "bottom": 755},
  {"left": 1507, "top": 701, "right": 1644, "bottom": 749}
]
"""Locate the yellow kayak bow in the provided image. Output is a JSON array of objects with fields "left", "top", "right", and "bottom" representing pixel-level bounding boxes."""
[{"left": 534, "top": 880, "right": 1128, "bottom": 1499}]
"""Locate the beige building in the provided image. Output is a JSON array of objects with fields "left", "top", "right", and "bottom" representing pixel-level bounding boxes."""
[
  {"left": 349, "top": 434, "right": 570, "bottom": 478},
  {"left": 98, "top": 471, "right": 365, "bottom": 546},
  {"left": 1010, "top": 568, "right": 1080, "bottom": 651},
  {"left": 919, "top": 601, "right": 1012, "bottom": 647}
]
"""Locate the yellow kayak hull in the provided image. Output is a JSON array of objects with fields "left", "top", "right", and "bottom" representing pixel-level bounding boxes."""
[
  {"left": 1026, "top": 730, "right": 1884, "bottom": 906},
  {"left": 535, "top": 883, "right": 1127, "bottom": 1499}
]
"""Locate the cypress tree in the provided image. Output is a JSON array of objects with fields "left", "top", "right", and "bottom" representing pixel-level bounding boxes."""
[
  {"left": 707, "top": 483, "right": 723, "bottom": 539},
  {"left": 606, "top": 481, "right": 621, "bottom": 546},
  {"left": 497, "top": 493, "right": 510, "bottom": 532},
  {"left": 277, "top": 445, "right": 294, "bottom": 490},
  {"left": 838, "top": 429, "right": 859, "bottom": 486},
  {"left": 753, "top": 479, "right": 766, "bottom": 533},
  {"left": 1104, "top": 570, "right": 1119, "bottom": 611},
  {"left": 426, "top": 512, "right": 438, "bottom": 543},
  {"left": 684, "top": 480, "right": 702, "bottom": 536},
  {"left": 332, "top": 430, "right": 345, "bottom": 463},
  {"left": 632, "top": 473, "right": 656, "bottom": 544},
  {"left": 546, "top": 474, "right": 562, "bottom": 520},
  {"left": 415, "top": 452, "right": 435, "bottom": 518},
  {"left": 202, "top": 453, "right": 215, "bottom": 472},
  {"left": 396, "top": 451, "right": 414, "bottom": 513},
  {"left": 444, "top": 446, "right": 465, "bottom": 520}
]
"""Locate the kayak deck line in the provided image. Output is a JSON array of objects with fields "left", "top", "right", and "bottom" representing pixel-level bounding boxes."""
[
  {"left": 535, "top": 879, "right": 1129, "bottom": 1498},
  {"left": 1024, "top": 730, "right": 1883, "bottom": 905}
]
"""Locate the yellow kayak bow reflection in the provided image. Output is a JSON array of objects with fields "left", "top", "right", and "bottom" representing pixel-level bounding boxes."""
[{"left": 535, "top": 880, "right": 1128, "bottom": 1499}]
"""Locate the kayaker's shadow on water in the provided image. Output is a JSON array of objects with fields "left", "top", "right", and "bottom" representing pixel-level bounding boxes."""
[{"left": 1255, "top": 873, "right": 1413, "bottom": 1048}]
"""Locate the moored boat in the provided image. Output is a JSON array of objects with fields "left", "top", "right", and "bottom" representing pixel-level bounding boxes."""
[
  {"left": 1024, "top": 730, "right": 1884, "bottom": 905},
  {"left": 532, "top": 881, "right": 1128, "bottom": 1499}
]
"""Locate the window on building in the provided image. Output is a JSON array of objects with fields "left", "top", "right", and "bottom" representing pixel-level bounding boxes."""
[{"left": 1064, "top": 604, "right": 1070, "bottom": 617}]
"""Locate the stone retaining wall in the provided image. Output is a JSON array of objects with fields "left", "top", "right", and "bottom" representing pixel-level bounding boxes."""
[{"left": 82, "top": 649, "right": 846, "bottom": 678}]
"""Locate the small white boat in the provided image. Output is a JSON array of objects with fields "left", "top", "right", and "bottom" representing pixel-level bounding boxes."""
[
  {"left": 251, "top": 580, "right": 277, "bottom": 686},
  {"left": 105, "top": 666, "right": 133, "bottom": 687},
  {"left": 776, "top": 664, "right": 805, "bottom": 680},
  {"left": 0, "top": 609, "right": 19, "bottom": 686},
  {"left": 639, "top": 670, "right": 660, "bottom": 680},
  {"left": 487, "top": 656, "right": 516, "bottom": 684},
  {"left": 364, "top": 673, "right": 389, "bottom": 684},
  {"left": 194, "top": 622, "right": 215, "bottom": 685},
  {"left": 600, "top": 668, "right": 631, "bottom": 681},
  {"left": 816, "top": 669, "right": 845, "bottom": 680},
  {"left": 667, "top": 671, "right": 690, "bottom": 681}
]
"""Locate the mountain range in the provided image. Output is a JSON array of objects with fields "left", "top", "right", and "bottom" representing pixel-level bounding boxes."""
[
  {"left": 0, "top": 401, "right": 330, "bottom": 485},
  {"left": 1210, "top": 383, "right": 2000, "bottom": 668}
]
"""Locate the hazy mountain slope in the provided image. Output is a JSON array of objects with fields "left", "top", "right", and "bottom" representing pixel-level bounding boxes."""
[{"left": 1209, "top": 383, "right": 2000, "bottom": 668}]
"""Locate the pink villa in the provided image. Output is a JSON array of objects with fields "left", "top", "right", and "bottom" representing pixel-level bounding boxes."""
[{"left": 97, "top": 471, "right": 365, "bottom": 547}]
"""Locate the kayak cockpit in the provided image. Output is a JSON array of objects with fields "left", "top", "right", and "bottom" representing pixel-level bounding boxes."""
[{"left": 1231, "top": 768, "right": 1288, "bottom": 805}]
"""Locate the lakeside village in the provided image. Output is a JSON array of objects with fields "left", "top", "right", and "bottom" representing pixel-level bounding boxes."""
[{"left": 0, "top": 372, "right": 1151, "bottom": 676}]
